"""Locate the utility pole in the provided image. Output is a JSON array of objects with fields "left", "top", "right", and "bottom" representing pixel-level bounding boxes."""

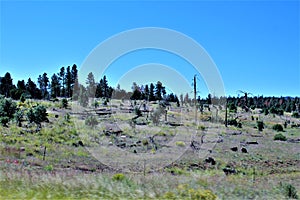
[
  {"left": 194, "top": 75, "right": 197, "bottom": 123},
  {"left": 225, "top": 97, "right": 228, "bottom": 127}
]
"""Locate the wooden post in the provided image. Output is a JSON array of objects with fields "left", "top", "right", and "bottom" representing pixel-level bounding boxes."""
[{"left": 43, "top": 146, "right": 47, "bottom": 161}]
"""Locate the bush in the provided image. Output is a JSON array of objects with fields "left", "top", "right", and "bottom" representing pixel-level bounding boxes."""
[
  {"left": 61, "top": 98, "right": 68, "bottom": 109},
  {"left": 176, "top": 184, "right": 217, "bottom": 200},
  {"left": 272, "top": 124, "right": 284, "bottom": 132},
  {"left": 134, "top": 107, "right": 142, "bottom": 117},
  {"left": 20, "top": 93, "right": 26, "bottom": 103},
  {"left": 175, "top": 141, "right": 185, "bottom": 147},
  {"left": 26, "top": 105, "right": 49, "bottom": 127},
  {"left": 197, "top": 125, "right": 206, "bottom": 131},
  {"left": 228, "top": 103, "right": 237, "bottom": 113},
  {"left": 257, "top": 121, "right": 264, "bottom": 131},
  {"left": 0, "top": 97, "right": 17, "bottom": 126},
  {"left": 281, "top": 183, "right": 299, "bottom": 199},
  {"left": 274, "top": 133, "right": 287, "bottom": 141},
  {"left": 44, "top": 164, "right": 54, "bottom": 171},
  {"left": 292, "top": 112, "right": 299, "bottom": 118},
  {"left": 85, "top": 115, "right": 98, "bottom": 127},
  {"left": 14, "top": 109, "right": 24, "bottom": 127},
  {"left": 112, "top": 173, "right": 126, "bottom": 181},
  {"left": 285, "top": 184, "right": 299, "bottom": 199},
  {"left": 93, "top": 101, "right": 99, "bottom": 108}
]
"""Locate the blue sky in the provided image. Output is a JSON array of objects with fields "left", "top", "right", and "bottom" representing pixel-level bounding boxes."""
[{"left": 0, "top": 0, "right": 299, "bottom": 97}]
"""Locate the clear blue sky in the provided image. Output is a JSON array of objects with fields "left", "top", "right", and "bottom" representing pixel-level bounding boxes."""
[{"left": 0, "top": 0, "right": 299, "bottom": 97}]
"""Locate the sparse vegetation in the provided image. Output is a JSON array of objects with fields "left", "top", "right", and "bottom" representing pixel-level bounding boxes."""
[
  {"left": 0, "top": 71, "right": 299, "bottom": 199},
  {"left": 272, "top": 124, "right": 284, "bottom": 132},
  {"left": 274, "top": 133, "right": 287, "bottom": 141}
]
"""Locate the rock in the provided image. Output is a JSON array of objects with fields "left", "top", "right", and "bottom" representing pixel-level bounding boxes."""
[
  {"left": 287, "top": 138, "right": 300, "bottom": 143},
  {"left": 78, "top": 141, "right": 84, "bottom": 147},
  {"left": 104, "top": 123, "right": 123, "bottom": 136},
  {"left": 190, "top": 140, "right": 201, "bottom": 150},
  {"left": 230, "top": 147, "right": 238, "bottom": 152},
  {"left": 72, "top": 143, "right": 78, "bottom": 147},
  {"left": 116, "top": 143, "right": 126, "bottom": 148},
  {"left": 205, "top": 157, "right": 216, "bottom": 165},
  {"left": 76, "top": 165, "right": 95, "bottom": 172},
  {"left": 241, "top": 147, "right": 248, "bottom": 153},
  {"left": 26, "top": 152, "right": 33, "bottom": 156},
  {"left": 223, "top": 167, "right": 237, "bottom": 175},
  {"left": 246, "top": 141, "right": 258, "bottom": 145}
]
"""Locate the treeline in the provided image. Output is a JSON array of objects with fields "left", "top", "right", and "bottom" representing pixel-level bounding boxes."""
[
  {"left": 226, "top": 95, "right": 300, "bottom": 116},
  {"left": 0, "top": 66, "right": 179, "bottom": 106},
  {"left": 0, "top": 64, "right": 78, "bottom": 100},
  {"left": 113, "top": 81, "right": 179, "bottom": 102}
]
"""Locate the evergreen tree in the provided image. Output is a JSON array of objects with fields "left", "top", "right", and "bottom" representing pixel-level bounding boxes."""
[
  {"left": 144, "top": 84, "right": 149, "bottom": 100},
  {"left": 86, "top": 72, "right": 96, "bottom": 97},
  {"left": 59, "top": 67, "right": 65, "bottom": 97},
  {"left": 155, "top": 81, "right": 165, "bottom": 101},
  {"left": 71, "top": 64, "right": 78, "bottom": 97},
  {"left": 0, "top": 72, "right": 14, "bottom": 97},
  {"left": 26, "top": 78, "right": 41, "bottom": 99},
  {"left": 149, "top": 83, "right": 155, "bottom": 101},
  {"left": 78, "top": 84, "right": 88, "bottom": 107},
  {"left": 38, "top": 73, "right": 49, "bottom": 99},
  {"left": 130, "top": 82, "right": 141, "bottom": 100},
  {"left": 65, "top": 66, "right": 72, "bottom": 97},
  {"left": 50, "top": 74, "right": 60, "bottom": 98}
]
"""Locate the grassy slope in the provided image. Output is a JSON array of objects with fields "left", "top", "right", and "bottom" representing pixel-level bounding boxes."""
[{"left": 0, "top": 99, "right": 299, "bottom": 199}]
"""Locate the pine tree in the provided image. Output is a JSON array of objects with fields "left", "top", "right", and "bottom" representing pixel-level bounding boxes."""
[
  {"left": 0, "top": 72, "right": 14, "bottom": 97},
  {"left": 149, "top": 83, "right": 155, "bottom": 101},
  {"left": 65, "top": 66, "right": 72, "bottom": 97},
  {"left": 38, "top": 73, "right": 49, "bottom": 99},
  {"left": 86, "top": 72, "right": 96, "bottom": 97},
  {"left": 59, "top": 67, "right": 65, "bottom": 97},
  {"left": 50, "top": 74, "right": 60, "bottom": 98},
  {"left": 26, "top": 78, "right": 41, "bottom": 99}
]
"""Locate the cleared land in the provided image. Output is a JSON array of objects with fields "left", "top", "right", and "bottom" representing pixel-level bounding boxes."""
[{"left": 0, "top": 99, "right": 299, "bottom": 199}]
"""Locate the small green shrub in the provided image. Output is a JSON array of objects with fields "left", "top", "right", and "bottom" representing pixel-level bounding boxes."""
[
  {"left": 142, "top": 139, "right": 148, "bottom": 146},
  {"left": 44, "top": 164, "right": 53, "bottom": 171},
  {"left": 134, "top": 107, "right": 142, "bottom": 116},
  {"left": 257, "top": 121, "right": 264, "bottom": 131},
  {"left": 0, "top": 97, "right": 17, "bottom": 126},
  {"left": 61, "top": 98, "right": 68, "bottom": 109},
  {"left": 85, "top": 115, "right": 98, "bottom": 127},
  {"left": 176, "top": 184, "right": 217, "bottom": 200},
  {"left": 272, "top": 124, "right": 284, "bottom": 132},
  {"left": 92, "top": 101, "right": 99, "bottom": 108},
  {"left": 112, "top": 173, "right": 126, "bottom": 181},
  {"left": 175, "top": 141, "right": 185, "bottom": 147},
  {"left": 20, "top": 94, "right": 26, "bottom": 103},
  {"left": 292, "top": 112, "right": 299, "bottom": 118},
  {"left": 274, "top": 133, "right": 287, "bottom": 141},
  {"left": 281, "top": 183, "right": 299, "bottom": 199},
  {"left": 166, "top": 167, "right": 186, "bottom": 175},
  {"left": 197, "top": 125, "right": 206, "bottom": 131},
  {"left": 26, "top": 104, "right": 48, "bottom": 127}
]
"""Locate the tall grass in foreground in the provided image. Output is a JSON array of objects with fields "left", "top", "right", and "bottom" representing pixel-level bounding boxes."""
[{"left": 0, "top": 169, "right": 217, "bottom": 200}]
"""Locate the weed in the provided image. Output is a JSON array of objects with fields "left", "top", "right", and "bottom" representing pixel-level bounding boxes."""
[
  {"left": 280, "top": 183, "right": 299, "bottom": 199},
  {"left": 175, "top": 141, "right": 186, "bottom": 147},
  {"left": 274, "top": 133, "right": 287, "bottom": 141},
  {"left": 112, "top": 173, "right": 126, "bottom": 181},
  {"left": 44, "top": 164, "right": 53, "bottom": 171},
  {"left": 272, "top": 124, "right": 284, "bottom": 132}
]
